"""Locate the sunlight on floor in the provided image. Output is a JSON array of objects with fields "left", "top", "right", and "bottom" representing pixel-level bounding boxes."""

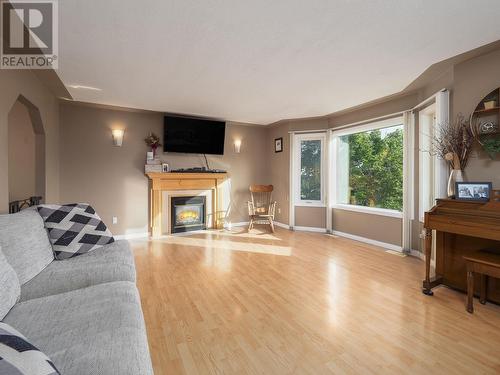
[
  {"left": 327, "top": 260, "right": 344, "bottom": 327},
  {"left": 157, "top": 235, "right": 292, "bottom": 256},
  {"left": 212, "top": 227, "right": 282, "bottom": 241},
  {"left": 204, "top": 247, "right": 232, "bottom": 271}
]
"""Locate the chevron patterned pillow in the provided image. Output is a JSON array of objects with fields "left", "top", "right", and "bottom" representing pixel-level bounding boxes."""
[
  {"left": 37, "top": 203, "right": 114, "bottom": 260},
  {"left": 0, "top": 322, "right": 60, "bottom": 375}
]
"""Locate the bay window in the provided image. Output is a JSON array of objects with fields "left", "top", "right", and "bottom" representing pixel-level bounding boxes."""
[{"left": 333, "top": 117, "right": 404, "bottom": 216}]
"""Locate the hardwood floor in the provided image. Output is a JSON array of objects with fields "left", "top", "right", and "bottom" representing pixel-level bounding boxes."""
[{"left": 132, "top": 227, "right": 500, "bottom": 374}]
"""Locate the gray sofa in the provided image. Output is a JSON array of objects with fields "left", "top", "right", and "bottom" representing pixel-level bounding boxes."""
[{"left": 0, "top": 208, "right": 153, "bottom": 375}]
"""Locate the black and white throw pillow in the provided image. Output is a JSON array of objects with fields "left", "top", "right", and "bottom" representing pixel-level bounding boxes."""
[
  {"left": 37, "top": 203, "right": 114, "bottom": 260},
  {"left": 0, "top": 322, "right": 60, "bottom": 375}
]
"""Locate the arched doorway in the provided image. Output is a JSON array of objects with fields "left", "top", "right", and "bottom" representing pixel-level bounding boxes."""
[{"left": 7, "top": 95, "right": 45, "bottom": 205}]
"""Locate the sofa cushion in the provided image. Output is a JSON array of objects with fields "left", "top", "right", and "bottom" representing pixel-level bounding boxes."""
[
  {"left": 0, "top": 246, "right": 20, "bottom": 320},
  {"left": 4, "top": 282, "right": 153, "bottom": 375},
  {"left": 20, "top": 240, "right": 136, "bottom": 301},
  {"left": 37, "top": 203, "right": 115, "bottom": 260},
  {"left": 0, "top": 322, "right": 61, "bottom": 375},
  {"left": 0, "top": 208, "right": 54, "bottom": 284}
]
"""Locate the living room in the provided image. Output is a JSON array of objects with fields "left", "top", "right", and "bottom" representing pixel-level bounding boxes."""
[{"left": 1, "top": 1, "right": 500, "bottom": 374}]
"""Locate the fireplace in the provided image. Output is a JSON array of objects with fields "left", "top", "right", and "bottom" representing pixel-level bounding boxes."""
[{"left": 170, "top": 196, "right": 206, "bottom": 233}]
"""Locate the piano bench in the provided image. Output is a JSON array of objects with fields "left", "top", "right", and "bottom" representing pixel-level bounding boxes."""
[{"left": 463, "top": 249, "right": 500, "bottom": 314}]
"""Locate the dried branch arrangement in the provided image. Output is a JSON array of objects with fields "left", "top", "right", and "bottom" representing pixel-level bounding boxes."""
[
  {"left": 431, "top": 114, "right": 474, "bottom": 171},
  {"left": 144, "top": 133, "right": 162, "bottom": 149}
]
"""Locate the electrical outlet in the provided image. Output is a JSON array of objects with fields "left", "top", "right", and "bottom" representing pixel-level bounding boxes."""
[
  {"left": 112, "top": 216, "right": 118, "bottom": 225},
  {"left": 278, "top": 208, "right": 281, "bottom": 214}
]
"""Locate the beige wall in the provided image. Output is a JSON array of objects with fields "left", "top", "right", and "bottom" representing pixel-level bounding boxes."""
[
  {"left": 0, "top": 69, "right": 60, "bottom": 212},
  {"left": 266, "top": 122, "right": 290, "bottom": 224},
  {"left": 266, "top": 118, "right": 331, "bottom": 229},
  {"left": 267, "top": 102, "right": 408, "bottom": 242},
  {"left": 3, "top": 42, "right": 499, "bottom": 249},
  {"left": 333, "top": 209, "right": 402, "bottom": 246},
  {"left": 8, "top": 101, "right": 36, "bottom": 201},
  {"left": 452, "top": 49, "right": 500, "bottom": 187},
  {"left": 266, "top": 46, "right": 500, "bottom": 249},
  {"left": 408, "top": 48, "right": 500, "bottom": 253},
  {"left": 295, "top": 206, "right": 326, "bottom": 228},
  {"left": 59, "top": 102, "right": 268, "bottom": 235},
  {"left": 329, "top": 92, "right": 418, "bottom": 128}
]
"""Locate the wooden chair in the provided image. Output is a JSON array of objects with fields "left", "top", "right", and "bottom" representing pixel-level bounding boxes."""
[{"left": 247, "top": 185, "right": 276, "bottom": 232}]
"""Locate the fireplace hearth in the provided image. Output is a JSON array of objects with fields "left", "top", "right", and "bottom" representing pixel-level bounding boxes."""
[{"left": 171, "top": 196, "right": 206, "bottom": 233}]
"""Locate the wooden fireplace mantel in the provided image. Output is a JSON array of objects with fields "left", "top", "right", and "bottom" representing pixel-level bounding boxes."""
[{"left": 146, "top": 172, "right": 228, "bottom": 237}]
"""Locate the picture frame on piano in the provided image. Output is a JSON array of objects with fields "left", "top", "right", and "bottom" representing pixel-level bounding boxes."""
[{"left": 455, "top": 181, "right": 492, "bottom": 201}]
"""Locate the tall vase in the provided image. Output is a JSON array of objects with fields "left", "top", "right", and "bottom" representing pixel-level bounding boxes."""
[{"left": 447, "top": 169, "right": 464, "bottom": 198}]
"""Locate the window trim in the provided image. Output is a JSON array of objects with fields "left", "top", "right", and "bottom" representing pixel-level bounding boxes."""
[
  {"left": 333, "top": 203, "right": 403, "bottom": 218},
  {"left": 331, "top": 116, "right": 404, "bottom": 215},
  {"left": 293, "top": 132, "right": 326, "bottom": 207},
  {"left": 331, "top": 116, "right": 404, "bottom": 138},
  {"left": 418, "top": 102, "right": 436, "bottom": 222},
  {"left": 295, "top": 202, "right": 327, "bottom": 208}
]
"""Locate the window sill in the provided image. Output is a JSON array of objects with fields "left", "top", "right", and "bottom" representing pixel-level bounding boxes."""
[
  {"left": 294, "top": 202, "right": 326, "bottom": 208},
  {"left": 332, "top": 204, "right": 403, "bottom": 218}
]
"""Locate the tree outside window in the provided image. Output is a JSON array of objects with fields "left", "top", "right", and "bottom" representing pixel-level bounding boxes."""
[
  {"left": 300, "top": 139, "right": 322, "bottom": 201},
  {"left": 338, "top": 125, "right": 403, "bottom": 211}
]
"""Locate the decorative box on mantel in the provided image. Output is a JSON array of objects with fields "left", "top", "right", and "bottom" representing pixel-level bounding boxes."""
[
  {"left": 144, "top": 164, "right": 162, "bottom": 173},
  {"left": 144, "top": 157, "right": 162, "bottom": 173},
  {"left": 145, "top": 172, "right": 228, "bottom": 237}
]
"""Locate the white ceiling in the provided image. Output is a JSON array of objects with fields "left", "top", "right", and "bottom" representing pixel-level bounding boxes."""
[{"left": 59, "top": 1, "right": 500, "bottom": 124}]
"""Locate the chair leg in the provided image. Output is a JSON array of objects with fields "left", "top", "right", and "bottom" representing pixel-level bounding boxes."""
[
  {"left": 248, "top": 218, "right": 254, "bottom": 231},
  {"left": 467, "top": 270, "right": 474, "bottom": 313},
  {"left": 269, "top": 218, "right": 275, "bottom": 233},
  {"left": 480, "top": 274, "right": 487, "bottom": 305}
]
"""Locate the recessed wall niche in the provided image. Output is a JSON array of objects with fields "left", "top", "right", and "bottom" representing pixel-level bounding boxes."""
[
  {"left": 7, "top": 95, "right": 46, "bottom": 204},
  {"left": 470, "top": 87, "right": 500, "bottom": 159}
]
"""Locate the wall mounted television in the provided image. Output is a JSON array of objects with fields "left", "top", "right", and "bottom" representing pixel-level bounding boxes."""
[{"left": 164, "top": 115, "right": 226, "bottom": 155}]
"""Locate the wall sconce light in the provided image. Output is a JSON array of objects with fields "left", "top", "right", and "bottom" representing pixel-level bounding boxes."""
[
  {"left": 234, "top": 139, "right": 242, "bottom": 153},
  {"left": 112, "top": 129, "right": 124, "bottom": 147}
]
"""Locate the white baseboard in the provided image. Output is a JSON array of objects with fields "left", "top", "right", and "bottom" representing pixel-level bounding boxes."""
[
  {"left": 171, "top": 229, "right": 211, "bottom": 237},
  {"left": 224, "top": 221, "right": 292, "bottom": 230},
  {"left": 223, "top": 221, "right": 250, "bottom": 229},
  {"left": 274, "top": 221, "right": 290, "bottom": 229},
  {"left": 293, "top": 226, "right": 327, "bottom": 233},
  {"left": 331, "top": 230, "right": 402, "bottom": 252},
  {"left": 114, "top": 232, "right": 149, "bottom": 240},
  {"left": 410, "top": 249, "right": 425, "bottom": 261}
]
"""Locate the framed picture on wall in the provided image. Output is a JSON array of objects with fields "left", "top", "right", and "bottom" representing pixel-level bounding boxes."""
[
  {"left": 455, "top": 182, "right": 492, "bottom": 201},
  {"left": 275, "top": 137, "right": 283, "bottom": 153}
]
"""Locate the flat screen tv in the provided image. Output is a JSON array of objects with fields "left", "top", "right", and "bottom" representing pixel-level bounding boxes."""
[{"left": 164, "top": 115, "right": 226, "bottom": 155}]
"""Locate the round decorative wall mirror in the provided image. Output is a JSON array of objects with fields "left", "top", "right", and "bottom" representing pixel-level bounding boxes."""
[{"left": 470, "top": 87, "right": 500, "bottom": 158}]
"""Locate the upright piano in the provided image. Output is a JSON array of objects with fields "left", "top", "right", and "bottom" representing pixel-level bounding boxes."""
[{"left": 423, "top": 190, "right": 500, "bottom": 302}]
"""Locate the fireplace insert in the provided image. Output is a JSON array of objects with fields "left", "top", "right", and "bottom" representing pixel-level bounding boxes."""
[{"left": 170, "top": 196, "right": 206, "bottom": 233}]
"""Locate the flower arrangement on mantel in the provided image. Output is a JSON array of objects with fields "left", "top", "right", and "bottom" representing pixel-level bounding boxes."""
[
  {"left": 144, "top": 132, "right": 162, "bottom": 157},
  {"left": 430, "top": 114, "right": 474, "bottom": 197}
]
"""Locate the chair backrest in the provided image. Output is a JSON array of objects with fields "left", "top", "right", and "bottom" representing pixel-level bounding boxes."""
[{"left": 249, "top": 185, "right": 273, "bottom": 212}]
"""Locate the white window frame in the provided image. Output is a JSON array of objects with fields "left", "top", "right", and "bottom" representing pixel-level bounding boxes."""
[
  {"left": 418, "top": 102, "right": 437, "bottom": 222},
  {"left": 331, "top": 116, "right": 404, "bottom": 218},
  {"left": 413, "top": 90, "right": 449, "bottom": 223},
  {"left": 293, "top": 132, "right": 327, "bottom": 207}
]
